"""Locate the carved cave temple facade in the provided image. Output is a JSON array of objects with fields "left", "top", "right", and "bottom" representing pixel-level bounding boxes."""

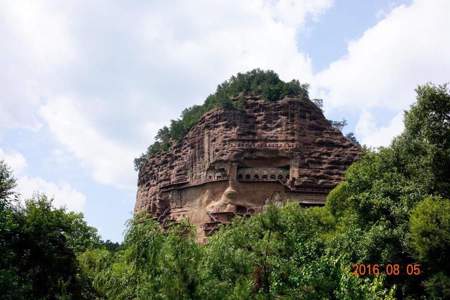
[{"left": 135, "top": 96, "right": 361, "bottom": 241}]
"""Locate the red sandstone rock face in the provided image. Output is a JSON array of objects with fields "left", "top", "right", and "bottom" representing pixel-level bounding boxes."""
[{"left": 135, "top": 96, "right": 360, "bottom": 240}]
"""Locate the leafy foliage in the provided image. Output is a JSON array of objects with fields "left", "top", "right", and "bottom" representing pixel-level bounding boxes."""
[
  {"left": 196, "top": 205, "right": 394, "bottom": 299},
  {"left": 79, "top": 215, "right": 202, "bottom": 299},
  {"left": 0, "top": 164, "right": 102, "bottom": 299},
  {"left": 134, "top": 69, "right": 309, "bottom": 170},
  {"left": 409, "top": 196, "right": 450, "bottom": 266},
  {"left": 79, "top": 206, "right": 394, "bottom": 300},
  {"left": 326, "top": 83, "right": 450, "bottom": 298},
  {"left": 404, "top": 84, "right": 450, "bottom": 196},
  {"left": 408, "top": 196, "right": 450, "bottom": 298},
  {"left": 0, "top": 161, "right": 16, "bottom": 202}
]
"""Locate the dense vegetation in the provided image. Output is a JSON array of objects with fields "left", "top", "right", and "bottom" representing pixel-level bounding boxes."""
[
  {"left": 1, "top": 83, "right": 449, "bottom": 299},
  {"left": 0, "top": 162, "right": 119, "bottom": 299},
  {"left": 134, "top": 69, "right": 309, "bottom": 170}
]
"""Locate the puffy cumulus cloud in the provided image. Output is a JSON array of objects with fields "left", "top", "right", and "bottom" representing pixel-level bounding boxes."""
[
  {"left": 0, "top": 1, "right": 76, "bottom": 130},
  {"left": 355, "top": 111, "right": 404, "bottom": 147},
  {"left": 0, "top": 148, "right": 27, "bottom": 174},
  {"left": 0, "top": 147, "right": 86, "bottom": 212},
  {"left": 0, "top": 0, "right": 333, "bottom": 123},
  {"left": 16, "top": 176, "right": 86, "bottom": 212},
  {"left": 39, "top": 97, "right": 137, "bottom": 189},
  {"left": 315, "top": 0, "right": 450, "bottom": 111},
  {"left": 0, "top": 0, "right": 333, "bottom": 189}
]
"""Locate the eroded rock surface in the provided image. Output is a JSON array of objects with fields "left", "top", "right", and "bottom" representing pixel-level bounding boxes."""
[{"left": 135, "top": 96, "right": 360, "bottom": 240}]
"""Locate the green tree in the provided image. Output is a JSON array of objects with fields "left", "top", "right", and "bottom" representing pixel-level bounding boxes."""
[
  {"left": 325, "top": 83, "right": 450, "bottom": 298},
  {"left": 0, "top": 161, "right": 25, "bottom": 299},
  {"left": 409, "top": 196, "right": 450, "bottom": 268},
  {"left": 79, "top": 214, "right": 201, "bottom": 299},
  {"left": 198, "top": 205, "right": 392, "bottom": 299},
  {"left": 0, "top": 160, "right": 16, "bottom": 201},
  {"left": 0, "top": 162, "right": 100, "bottom": 299},
  {"left": 62, "top": 210, "right": 101, "bottom": 253},
  {"left": 10, "top": 195, "right": 100, "bottom": 299},
  {"left": 409, "top": 196, "right": 450, "bottom": 298},
  {"left": 403, "top": 83, "right": 450, "bottom": 196}
]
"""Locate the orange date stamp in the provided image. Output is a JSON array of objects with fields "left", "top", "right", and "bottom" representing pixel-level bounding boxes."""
[{"left": 351, "top": 263, "right": 421, "bottom": 276}]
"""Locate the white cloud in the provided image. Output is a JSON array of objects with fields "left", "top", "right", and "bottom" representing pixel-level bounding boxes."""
[
  {"left": 0, "top": 148, "right": 27, "bottom": 174},
  {"left": 5, "top": 0, "right": 449, "bottom": 187},
  {"left": 355, "top": 111, "right": 404, "bottom": 147},
  {"left": 16, "top": 176, "right": 86, "bottom": 212},
  {"left": 0, "top": 0, "right": 332, "bottom": 121},
  {"left": 0, "top": 1, "right": 76, "bottom": 130},
  {"left": 314, "top": 0, "right": 450, "bottom": 112},
  {"left": 0, "top": 147, "right": 86, "bottom": 212},
  {"left": 1, "top": 0, "right": 334, "bottom": 189},
  {"left": 39, "top": 97, "right": 137, "bottom": 189}
]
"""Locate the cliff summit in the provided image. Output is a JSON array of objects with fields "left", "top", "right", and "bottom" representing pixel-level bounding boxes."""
[{"left": 135, "top": 70, "right": 360, "bottom": 240}]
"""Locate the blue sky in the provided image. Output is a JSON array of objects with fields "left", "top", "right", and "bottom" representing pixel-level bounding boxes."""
[{"left": 1, "top": 0, "right": 449, "bottom": 242}]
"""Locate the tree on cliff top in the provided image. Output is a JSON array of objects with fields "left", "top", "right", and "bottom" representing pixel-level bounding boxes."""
[{"left": 134, "top": 69, "right": 309, "bottom": 170}]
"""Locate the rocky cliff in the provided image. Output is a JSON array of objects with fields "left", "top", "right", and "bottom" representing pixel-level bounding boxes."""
[{"left": 135, "top": 95, "right": 360, "bottom": 240}]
